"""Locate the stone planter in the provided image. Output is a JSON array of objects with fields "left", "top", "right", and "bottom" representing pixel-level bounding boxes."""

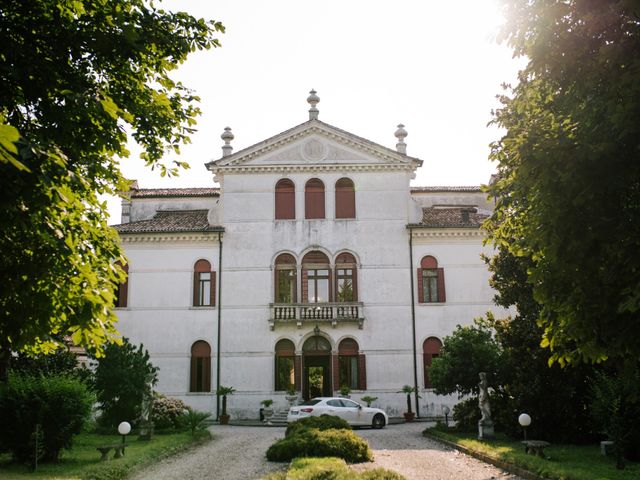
[
  {"left": 403, "top": 412, "right": 415, "bottom": 422},
  {"left": 286, "top": 394, "right": 298, "bottom": 406},
  {"left": 219, "top": 414, "right": 230, "bottom": 425},
  {"left": 262, "top": 407, "right": 274, "bottom": 422}
]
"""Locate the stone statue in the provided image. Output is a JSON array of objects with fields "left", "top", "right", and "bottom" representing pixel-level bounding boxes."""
[
  {"left": 477, "top": 372, "right": 494, "bottom": 439},
  {"left": 138, "top": 377, "right": 154, "bottom": 440}
]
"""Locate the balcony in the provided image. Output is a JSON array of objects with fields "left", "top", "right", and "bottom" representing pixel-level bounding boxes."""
[{"left": 268, "top": 302, "right": 364, "bottom": 330}]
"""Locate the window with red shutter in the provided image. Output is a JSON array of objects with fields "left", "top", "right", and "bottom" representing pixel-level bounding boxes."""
[
  {"left": 302, "top": 251, "right": 330, "bottom": 302},
  {"left": 190, "top": 341, "right": 211, "bottom": 392},
  {"left": 335, "top": 252, "right": 357, "bottom": 301},
  {"left": 338, "top": 338, "right": 364, "bottom": 390},
  {"left": 275, "top": 339, "right": 296, "bottom": 391},
  {"left": 275, "top": 179, "right": 295, "bottom": 219},
  {"left": 335, "top": 178, "right": 355, "bottom": 219},
  {"left": 274, "top": 253, "right": 297, "bottom": 303},
  {"left": 418, "top": 256, "right": 445, "bottom": 303},
  {"left": 305, "top": 178, "right": 325, "bottom": 219},
  {"left": 193, "top": 259, "right": 215, "bottom": 307},
  {"left": 423, "top": 337, "right": 443, "bottom": 388},
  {"left": 115, "top": 261, "right": 129, "bottom": 308}
]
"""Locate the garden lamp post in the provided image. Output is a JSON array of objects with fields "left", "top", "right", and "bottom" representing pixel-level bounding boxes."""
[
  {"left": 118, "top": 421, "right": 131, "bottom": 455},
  {"left": 518, "top": 413, "right": 531, "bottom": 441},
  {"left": 443, "top": 405, "right": 450, "bottom": 428}
]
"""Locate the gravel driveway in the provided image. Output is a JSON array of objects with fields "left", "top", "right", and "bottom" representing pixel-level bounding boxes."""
[{"left": 130, "top": 423, "right": 523, "bottom": 480}]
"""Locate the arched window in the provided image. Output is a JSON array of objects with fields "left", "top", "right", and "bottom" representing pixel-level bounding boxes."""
[
  {"left": 193, "top": 259, "right": 215, "bottom": 307},
  {"left": 305, "top": 178, "right": 325, "bottom": 219},
  {"left": 335, "top": 252, "right": 357, "bottom": 302},
  {"left": 275, "top": 253, "right": 297, "bottom": 303},
  {"left": 423, "top": 337, "right": 443, "bottom": 388},
  {"left": 190, "top": 341, "right": 211, "bottom": 392},
  {"left": 115, "top": 261, "right": 129, "bottom": 308},
  {"left": 275, "top": 179, "right": 295, "bottom": 219},
  {"left": 335, "top": 178, "right": 355, "bottom": 219},
  {"left": 302, "top": 251, "right": 330, "bottom": 303},
  {"left": 417, "top": 256, "right": 446, "bottom": 303},
  {"left": 275, "top": 339, "right": 296, "bottom": 391},
  {"left": 338, "top": 338, "right": 366, "bottom": 390}
]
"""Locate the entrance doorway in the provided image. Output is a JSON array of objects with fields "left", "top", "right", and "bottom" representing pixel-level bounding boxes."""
[{"left": 302, "top": 335, "right": 332, "bottom": 400}]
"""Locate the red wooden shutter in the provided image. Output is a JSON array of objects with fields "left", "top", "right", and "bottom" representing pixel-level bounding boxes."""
[
  {"left": 274, "top": 268, "right": 280, "bottom": 302},
  {"left": 301, "top": 269, "right": 309, "bottom": 302},
  {"left": 437, "top": 268, "right": 446, "bottom": 302},
  {"left": 190, "top": 357, "right": 197, "bottom": 392},
  {"left": 204, "top": 356, "right": 211, "bottom": 392},
  {"left": 275, "top": 179, "right": 295, "bottom": 219},
  {"left": 294, "top": 354, "right": 302, "bottom": 391},
  {"left": 305, "top": 179, "right": 325, "bottom": 219},
  {"left": 211, "top": 271, "right": 216, "bottom": 306},
  {"left": 332, "top": 353, "right": 340, "bottom": 391},
  {"left": 358, "top": 353, "right": 367, "bottom": 390},
  {"left": 352, "top": 267, "right": 358, "bottom": 301},
  {"left": 335, "top": 178, "right": 355, "bottom": 218},
  {"left": 417, "top": 268, "right": 424, "bottom": 303},
  {"left": 193, "top": 271, "right": 200, "bottom": 306}
]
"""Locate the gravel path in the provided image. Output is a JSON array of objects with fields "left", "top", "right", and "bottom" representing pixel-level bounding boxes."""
[{"left": 130, "top": 423, "right": 524, "bottom": 480}]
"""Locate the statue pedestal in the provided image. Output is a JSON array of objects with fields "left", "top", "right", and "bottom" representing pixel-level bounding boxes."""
[{"left": 478, "top": 422, "right": 494, "bottom": 440}]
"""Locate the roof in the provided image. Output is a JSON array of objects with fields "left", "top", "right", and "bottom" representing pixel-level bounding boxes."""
[
  {"left": 129, "top": 188, "right": 220, "bottom": 198},
  {"left": 113, "top": 210, "right": 223, "bottom": 234},
  {"left": 410, "top": 186, "right": 482, "bottom": 193},
  {"left": 410, "top": 207, "right": 489, "bottom": 229}
]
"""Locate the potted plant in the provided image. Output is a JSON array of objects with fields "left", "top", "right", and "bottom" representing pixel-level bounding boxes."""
[
  {"left": 260, "top": 399, "right": 274, "bottom": 422},
  {"left": 399, "top": 385, "right": 419, "bottom": 422},
  {"left": 361, "top": 395, "right": 378, "bottom": 407},
  {"left": 217, "top": 385, "right": 235, "bottom": 425},
  {"left": 285, "top": 387, "right": 298, "bottom": 406},
  {"left": 339, "top": 385, "right": 351, "bottom": 398}
]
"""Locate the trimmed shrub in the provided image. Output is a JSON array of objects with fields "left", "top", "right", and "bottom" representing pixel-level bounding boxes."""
[
  {"left": 285, "top": 414, "right": 351, "bottom": 438},
  {"left": 451, "top": 397, "right": 478, "bottom": 431},
  {"left": 151, "top": 394, "right": 189, "bottom": 430},
  {"left": 267, "top": 428, "right": 372, "bottom": 463},
  {"left": 0, "top": 372, "right": 94, "bottom": 462},
  {"left": 264, "top": 457, "right": 404, "bottom": 480}
]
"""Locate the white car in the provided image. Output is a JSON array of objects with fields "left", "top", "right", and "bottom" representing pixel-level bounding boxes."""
[{"left": 287, "top": 397, "right": 388, "bottom": 429}]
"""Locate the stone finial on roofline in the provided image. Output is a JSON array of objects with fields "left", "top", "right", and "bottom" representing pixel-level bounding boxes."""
[
  {"left": 395, "top": 123, "right": 407, "bottom": 154},
  {"left": 221, "top": 126, "right": 234, "bottom": 157},
  {"left": 307, "top": 89, "right": 320, "bottom": 120}
]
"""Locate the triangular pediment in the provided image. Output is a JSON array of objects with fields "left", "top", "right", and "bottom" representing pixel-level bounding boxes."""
[{"left": 207, "top": 120, "right": 422, "bottom": 171}]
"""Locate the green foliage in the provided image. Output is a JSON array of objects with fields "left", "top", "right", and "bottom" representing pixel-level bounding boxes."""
[
  {"left": 486, "top": 0, "right": 640, "bottom": 368},
  {"left": 339, "top": 385, "right": 351, "bottom": 396},
  {"left": 183, "top": 410, "right": 211, "bottom": 435},
  {"left": 261, "top": 399, "right": 274, "bottom": 408},
  {"left": 264, "top": 457, "right": 405, "bottom": 480},
  {"left": 0, "top": 0, "right": 224, "bottom": 361},
  {"left": 0, "top": 372, "right": 94, "bottom": 462},
  {"left": 151, "top": 394, "right": 188, "bottom": 431},
  {"left": 93, "top": 338, "right": 158, "bottom": 429},
  {"left": 9, "top": 348, "right": 93, "bottom": 385},
  {"left": 360, "top": 396, "right": 378, "bottom": 407},
  {"left": 217, "top": 385, "right": 235, "bottom": 416},
  {"left": 398, "top": 385, "right": 419, "bottom": 414},
  {"left": 267, "top": 428, "right": 372, "bottom": 463},
  {"left": 285, "top": 415, "right": 351, "bottom": 438},
  {"left": 451, "top": 397, "right": 480, "bottom": 432},
  {"left": 429, "top": 323, "right": 501, "bottom": 397}
]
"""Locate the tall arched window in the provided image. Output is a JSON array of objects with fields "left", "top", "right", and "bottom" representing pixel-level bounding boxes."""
[
  {"left": 275, "top": 179, "right": 295, "bottom": 219},
  {"left": 190, "top": 341, "right": 211, "bottom": 392},
  {"left": 305, "top": 178, "right": 325, "bottom": 219},
  {"left": 193, "top": 259, "right": 215, "bottom": 307},
  {"left": 417, "top": 256, "right": 446, "bottom": 303},
  {"left": 338, "top": 338, "right": 366, "bottom": 390},
  {"left": 423, "top": 337, "right": 443, "bottom": 388},
  {"left": 335, "top": 252, "right": 357, "bottom": 302},
  {"left": 335, "top": 178, "right": 355, "bottom": 219},
  {"left": 115, "top": 261, "right": 129, "bottom": 308},
  {"left": 275, "top": 253, "right": 297, "bottom": 303},
  {"left": 302, "top": 251, "right": 330, "bottom": 303},
  {"left": 275, "top": 339, "right": 296, "bottom": 391}
]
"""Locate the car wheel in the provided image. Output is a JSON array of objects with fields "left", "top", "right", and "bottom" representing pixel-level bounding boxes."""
[{"left": 372, "top": 413, "right": 385, "bottom": 429}]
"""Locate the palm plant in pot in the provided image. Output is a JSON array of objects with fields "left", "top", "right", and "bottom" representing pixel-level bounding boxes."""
[
  {"left": 399, "top": 385, "right": 419, "bottom": 422},
  {"left": 217, "top": 385, "right": 235, "bottom": 424}
]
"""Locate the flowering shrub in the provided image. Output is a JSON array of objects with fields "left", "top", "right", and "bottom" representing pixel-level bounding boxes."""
[{"left": 151, "top": 393, "right": 189, "bottom": 430}]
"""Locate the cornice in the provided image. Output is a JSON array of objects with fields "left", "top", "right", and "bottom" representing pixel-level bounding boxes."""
[
  {"left": 409, "top": 228, "right": 486, "bottom": 238},
  {"left": 120, "top": 232, "right": 221, "bottom": 244},
  {"left": 211, "top": 163, "right": 417, "bottom": 175}
]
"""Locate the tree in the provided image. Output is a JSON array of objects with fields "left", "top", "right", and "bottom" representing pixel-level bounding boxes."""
[
  {"left": 429, "top": 323, "right": 502, "bottom": 397},
  {"left": 0, "top": 0, "right": 224, "bottom": 372},
  {"left": 93, "top": 338, "right": 158, "bottom": 428},
  {"left": 486, "top": 0, "right": 640, "bottom": 369}
]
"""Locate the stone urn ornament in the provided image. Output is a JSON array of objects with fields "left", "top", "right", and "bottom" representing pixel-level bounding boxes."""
[
  {"left": 477, "top": 372, "right": 495, "bottom": 439},
  {"left": 285, "top": 387, "right": 298, "bottom": 406}
]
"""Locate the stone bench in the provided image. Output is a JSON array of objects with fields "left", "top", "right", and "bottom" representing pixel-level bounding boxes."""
[
  {"left": 522, "top": 440, "right": 550, "bottom": 458},
  {"left": 96, "top": 444, "right": 124, "bottom": 461}
]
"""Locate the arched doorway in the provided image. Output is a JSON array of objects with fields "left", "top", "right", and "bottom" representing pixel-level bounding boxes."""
[{"left": 302, "top": 335, "right": 332, "bottom": 399}]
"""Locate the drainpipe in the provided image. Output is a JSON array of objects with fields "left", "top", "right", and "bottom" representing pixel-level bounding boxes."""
[
  {"left": 216, "top": 230, "right": 223, "bottom": 420},
  {"left": 408, "top": 226, "right": 420, "bottom": 418}
]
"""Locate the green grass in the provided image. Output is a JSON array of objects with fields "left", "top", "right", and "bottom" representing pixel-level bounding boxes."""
[
  {"left": 0, "top": 430, "right": 210, "bottom": 480},
  {"left": 424, "top": 428, "right": 640, "bottom": 480},
  {"left": 263, "top": 457, "right": 405, "bottom": 479}
]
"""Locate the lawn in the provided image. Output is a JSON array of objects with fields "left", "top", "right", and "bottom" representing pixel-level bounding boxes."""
[
  {"left": 0, "top": 430, "right": 210, "bottom": 480},
  {"left": 424, "top": 427, "right": 640, "bottom": 480}
]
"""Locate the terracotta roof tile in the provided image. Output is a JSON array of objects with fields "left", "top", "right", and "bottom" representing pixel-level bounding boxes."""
[
  {"left": 130, "top": 188, "right": 219, "bottom": 198},
  {"left": 114, "top": 210, "right": 222, "bottom": 234},
  {"left": 413, "top": 207, "right": 489, "bottom": 228}
]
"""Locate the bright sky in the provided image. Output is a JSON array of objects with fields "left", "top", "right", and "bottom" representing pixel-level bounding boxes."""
[{"left": 108, "top": 0, "right": 524, "bottom": 222}]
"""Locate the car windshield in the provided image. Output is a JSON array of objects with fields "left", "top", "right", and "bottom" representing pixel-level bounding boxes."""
[{"left": 301, "top": 399, "right": 322, "bottom": 406}]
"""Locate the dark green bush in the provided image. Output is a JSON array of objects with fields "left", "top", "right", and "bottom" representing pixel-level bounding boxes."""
[
  {"left": 267, "top": 428, "right": 372, "bottom": 463},
  {"left": 151, "top": 394, "right": 189, "bottom": 430},
  {"left": 285, "top": 414, "right": 351, "bottom": 437},
  {"left": 451, "top": 397, "right": 479, "bottom": 431},
  {"left": 0, "top": 372, "right": 94, "bottom": 463}
]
